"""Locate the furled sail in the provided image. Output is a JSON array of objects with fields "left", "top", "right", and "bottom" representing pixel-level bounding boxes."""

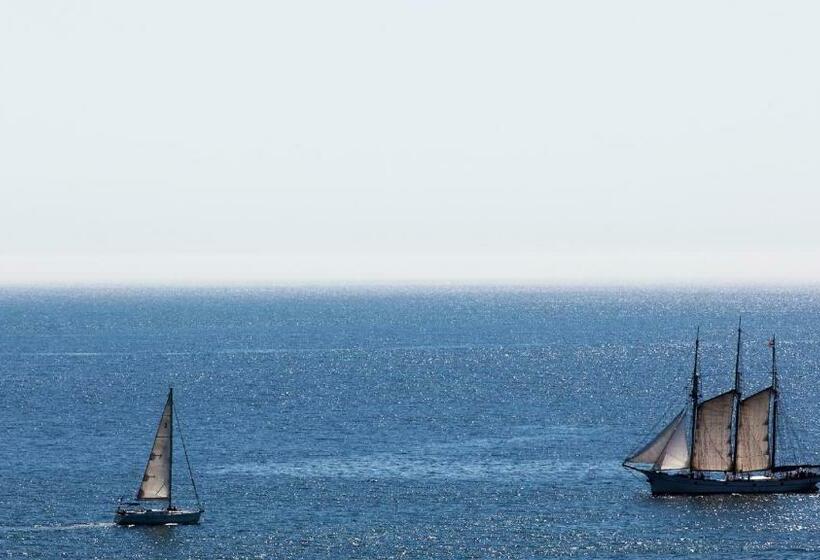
[
  {"left": 735, "top": 387, "right": 772, "bottom": 472},
  {"left": 691, "top": 391, "right": 734, "bottom": 471},
  {"left": 626, "top": 409, "right": 686, "bottom": 466},
  {"left": 137, "top": 392, "right": 172, "bottom": 500}
]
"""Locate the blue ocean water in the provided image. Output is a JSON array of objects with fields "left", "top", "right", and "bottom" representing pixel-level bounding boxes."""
[{"left": 2, "top": 287, "right": 820, "bottom": 559}]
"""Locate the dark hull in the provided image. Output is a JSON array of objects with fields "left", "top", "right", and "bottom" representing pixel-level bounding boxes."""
[
  {"left": 645, "top": 471, "right": 819, "bottom": 495},
  {"left": 114, "top": 508, "right": 202, "bottom": 526}
]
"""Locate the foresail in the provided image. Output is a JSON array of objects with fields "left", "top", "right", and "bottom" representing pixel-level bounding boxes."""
[
  {"left": 736, "top": 387, "right": 772, "bottom": 472},
  {"left": 691, "top": 390, "right": 734, "bottom": 471},
  {"left": 654, "top": 415, "right": 689, "bottom": 470},
  {"left": 626, "top": 409, "right": 686, "bottom": 465},
  {"left": 137, "top": 393, "right": 172, "bottom": 500}
]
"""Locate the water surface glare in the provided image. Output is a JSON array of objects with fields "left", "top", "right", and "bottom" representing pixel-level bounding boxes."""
[{"left": 2, "top": 288, "right": 820, "bottom": 558}]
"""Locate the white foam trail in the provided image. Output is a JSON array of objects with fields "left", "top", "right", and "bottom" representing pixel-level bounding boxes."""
[{"left": 0, "top": 522, "right": 115, "bottom": 533}]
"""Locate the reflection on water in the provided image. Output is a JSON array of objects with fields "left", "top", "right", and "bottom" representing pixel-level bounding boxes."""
[{"left": 3, "top": 288, "right": 820, "bottom": 558}]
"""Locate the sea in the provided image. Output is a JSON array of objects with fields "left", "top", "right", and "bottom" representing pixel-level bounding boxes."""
[{"left": 2, "top": 287, "right": 820, "bottom": 559}]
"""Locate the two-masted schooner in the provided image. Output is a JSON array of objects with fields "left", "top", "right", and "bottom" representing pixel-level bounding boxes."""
[
  {"left": 115, "top": 388, "right": 204, "bottom": 525},
  {"left": 624, "top": 323, "right": 820, "bottom": 494}
]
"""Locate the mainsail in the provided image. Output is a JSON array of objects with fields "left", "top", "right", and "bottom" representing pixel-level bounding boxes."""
[
  {"left": 626, "top": 409, "right": 688, "bottom": 470},
  {"left": 137, "top": 391, "right": 173, "bottom": 500},
  {"left": 735, "top": 387, "right": 772, "bottom": 472},
  {"left": 691, "top": 390, "right": 734, "bottom": 471}
]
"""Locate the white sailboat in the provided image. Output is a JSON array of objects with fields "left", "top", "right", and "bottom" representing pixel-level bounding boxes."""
[
  {"left": 624, "top": 323, "right": 820, "bottom": 495},
  {"left": 115, "top": 388, "right": 204, "bottom": 525}
]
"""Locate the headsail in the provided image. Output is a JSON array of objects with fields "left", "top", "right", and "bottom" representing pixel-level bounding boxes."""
[
  {"left": 735, "top": 387, "right": 772, "bottom": 472},
  {"left": 654, "top": 415, "right": 690, "bottom": 470},
  {"left": 626, "top": 409, "right": 687, "bottom": 467},
  {"left": 137, "top": 391, "right": 173, "bottom": 500},
  {"left": 691, "top": 391, "right": 734, "bottom": 471}
]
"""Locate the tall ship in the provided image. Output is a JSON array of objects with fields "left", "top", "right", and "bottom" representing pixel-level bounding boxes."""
[
  {"left": 115, "top": 388, "right": 204, "bottom": 525},
  {"left": 624, "top": 322, "right": 820, "bottom": 495}
]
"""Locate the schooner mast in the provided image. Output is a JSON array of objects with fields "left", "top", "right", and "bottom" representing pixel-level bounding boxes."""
[
  {"left": 689, "top": 327, "right": 700, "bottom": 473},
  {"left": 769, "top": 335, "right": 778, "bottom": 471},
  {"left": 730, "top": 318, "right": 743, "bottom": 473}
]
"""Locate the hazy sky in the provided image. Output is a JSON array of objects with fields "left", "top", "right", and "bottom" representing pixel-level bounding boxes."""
[{"left": 2, "top": 1, "right": 819, "bottom": 285}]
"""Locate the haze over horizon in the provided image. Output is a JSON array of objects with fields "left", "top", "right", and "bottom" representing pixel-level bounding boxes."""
[{"left": 2, "top": 1, "right": 819, "bottom": 286}]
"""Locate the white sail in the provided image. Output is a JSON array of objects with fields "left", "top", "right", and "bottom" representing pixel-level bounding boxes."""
[
  {"left": 654, "top": 415, "right": 690, "bottom": 470},
  {"left": 691, "top": 391, "right": 734, "bottom": 471},
  {"left": 736, "top": 387, "right": 772, "bottom": 472},
  {"left": 137, "top": 392, "right": 172, "bottom": 500},
  {"left": 626, "top": 410, "right": 686, "bottom": 465}
]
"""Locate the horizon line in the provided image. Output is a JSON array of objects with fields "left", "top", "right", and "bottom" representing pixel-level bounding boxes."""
[
  {"left": 2, "top": 279, "right": 820, "bottom": 291},
  {"left": 4, "top": 251, "right": 820, "bottom": 288}
]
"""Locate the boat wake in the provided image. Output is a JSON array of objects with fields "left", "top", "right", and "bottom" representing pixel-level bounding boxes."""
[{"left": 0, "top": 522, "right": 115, "bottom": 533}]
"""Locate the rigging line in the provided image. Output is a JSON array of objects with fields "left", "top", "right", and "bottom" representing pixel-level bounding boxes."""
[
  {"left": 778, "top": 402, "right": 794, "bottom": 464},
  {"left": 625, "top": 468, "right": 645, "bottom": 482},
  {"left": 785, "top": 402, "right": 817, "bottom": 463},
  {"left": 175, "top": 409, "right": 203, "bottom": 510},
  {"left": 779, "top": 398, "right": 807, "bottom": 464},
  {"left": 783, "top": 418, "right": 799, "bottom": 465}
]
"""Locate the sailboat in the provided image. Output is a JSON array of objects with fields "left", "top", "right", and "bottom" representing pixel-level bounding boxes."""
[
  {"left": 624, "top": 322, "right": 820, "bottom": 495},
  {"left": 115, "top": 388, "right": 204, "bottom": 525}
]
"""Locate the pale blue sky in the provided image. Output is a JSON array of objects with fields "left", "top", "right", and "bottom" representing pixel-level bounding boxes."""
[{"left": 1, "top": 1, "right": 819, "bottom": 284}]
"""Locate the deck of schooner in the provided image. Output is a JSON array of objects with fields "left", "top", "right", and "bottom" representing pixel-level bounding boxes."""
[{"left": 624, "top": 322, "right": 820, "bottom": 495}]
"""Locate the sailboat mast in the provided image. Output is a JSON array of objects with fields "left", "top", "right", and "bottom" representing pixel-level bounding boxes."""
[
  {"left": 730, "top": 318, "right": 742, "bottom": 472},
  {"left": 690, "top": 327, "right": 700, "bottom": 471},
  {"left": 168, "top": 387, "right": 173, "bottom": 509},
  {"left": 770, "top": 336, "right": 778, "bottom": 471}
]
